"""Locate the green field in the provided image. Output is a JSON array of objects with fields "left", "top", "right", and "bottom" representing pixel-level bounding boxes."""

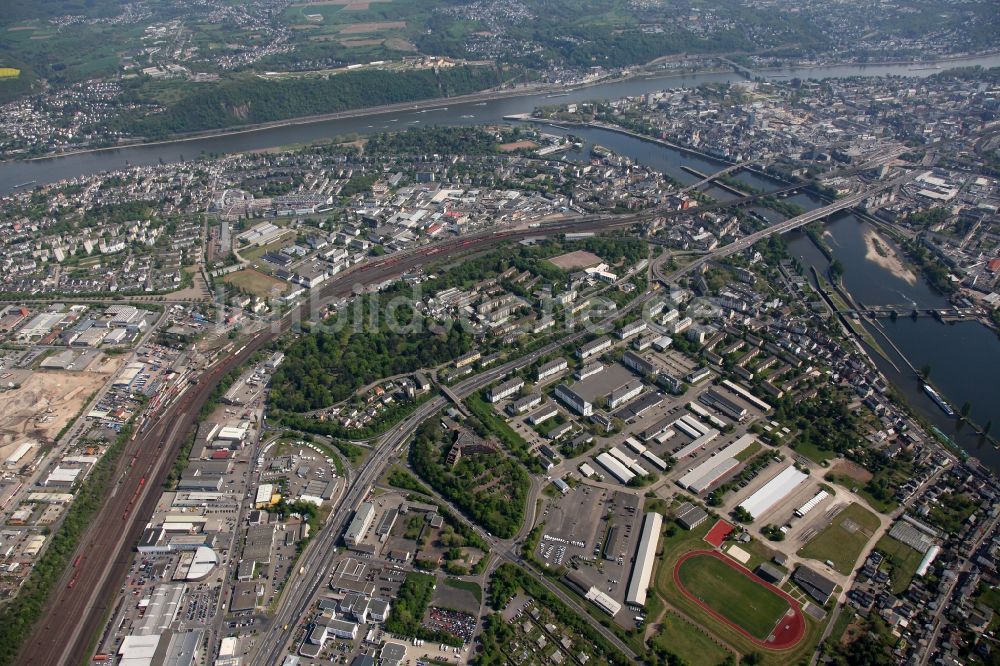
[
  {"left": 799, "top": 502, "right": 881, "bottom": 574},
  {"left": 791, "top": 438, "right": 838, "bottom": 464},
  {"left": 677, "top": 554, "right": 790, "bottom": 640},
  {"left": 874, "top": 534, "right": 924, "bottom": 594},
  {"left": 443, "top": 577, "right": 482, "bottom": 604},
  {"left": 655, "top": 524, "right": 826, "bottom": 665},
  {"left": 651, "top": 612, "right": 732, "bottom": 666},
  {"left": 221, "top": 267, "right": 290, "bottom": 298}
]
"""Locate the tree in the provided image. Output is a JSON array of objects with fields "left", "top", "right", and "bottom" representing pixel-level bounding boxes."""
[
  {"left": 734, "top": 506, "right": 754, "bottom": 524},
  {"left": 829, "top": 259, "right": 845, "bottom": 281}
]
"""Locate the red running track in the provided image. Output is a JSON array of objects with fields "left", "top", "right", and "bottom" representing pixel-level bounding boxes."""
[{"left": 673, "top": 549, "right": 806, "bottom": 650}]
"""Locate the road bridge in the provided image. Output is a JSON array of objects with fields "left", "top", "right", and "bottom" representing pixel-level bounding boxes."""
[
  {"left": 654, "top": 170, "right": 918, "bottom": 284},
  {"left": 440, "top": 384, "right": 472, "bottom": 417}
]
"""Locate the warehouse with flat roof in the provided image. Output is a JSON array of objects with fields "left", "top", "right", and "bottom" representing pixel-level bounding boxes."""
[
  {"left": 345, "top": 502, "right": 375, "bottom": 546},
  {"left": 739, "top": 466, "right": 808, "bottom": 520},
  {"left": 626, "top": 512, "right": 663, "bottom": 608}
]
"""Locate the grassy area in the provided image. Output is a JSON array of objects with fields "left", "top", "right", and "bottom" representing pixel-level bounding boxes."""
[
  {"left": 743, "top": 538, "right": 782, "bottom": 573},
  {"left": 873, "top": 534, "right": 923, "bottom": 594},
  {"left": 791, "top": 438, "right": 838, "bottom": 465},
  {"left": 653, "top": 523, "right": 827, "bottom": 665},
  {"left": 676, "top": 554, "right": 790, "bottom": 640},
  {"left": 651, "top": 611, "right": 732, "bottom": 666},
  {"left": 443, "top": 578, "right": 482, "bottom": 604},
  {"left": 799, "top": 502, "right": 881, "bottom": 574},
  {"left": 221, "top": 268, "right": 290, "bottom": 298},
  {"left": 927, "top": 492, "right": 977, "bottom": 534},
  {"left": 464, "top": 393, "right": 542, "bottom": 471},
  {"left": 975, "top": 586, "right": 1000, "bottom": 632},
  {"left": 828, "top": 606, "right": 857, "bottom": 644}
]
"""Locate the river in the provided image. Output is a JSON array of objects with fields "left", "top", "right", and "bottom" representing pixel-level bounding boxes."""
[{"left": 3, "top": 51, "right": 1000, "bottom": 194}]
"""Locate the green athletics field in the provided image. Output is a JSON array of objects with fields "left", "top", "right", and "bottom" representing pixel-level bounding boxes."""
[{"left": 676, "top": 554, "right": 790, "bottom": 640}]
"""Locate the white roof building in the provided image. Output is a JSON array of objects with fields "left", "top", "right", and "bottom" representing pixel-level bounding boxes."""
[
  {"left": 626, "top": 512, "right": 663, "bottom": 607},
  {"left": 739, "top": 466, "right": 808, "bottom": 520}
]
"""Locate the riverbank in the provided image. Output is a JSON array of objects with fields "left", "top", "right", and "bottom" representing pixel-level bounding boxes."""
[
  {"left": 10, "top": 64, "right": 728, "bottom": 165},
  {"left": 516, "top": 115, "right": 742, "bottom": 174},
  {"left": 15, "top": 83, "right": 556, "bottom": 164},
  {"left": 21, "top": 48, "right": 997, "bottom": 166}
]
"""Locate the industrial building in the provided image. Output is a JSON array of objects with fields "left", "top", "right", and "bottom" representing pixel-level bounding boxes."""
[
  {"left": 700, "top": 388, "right": 748, "bottom": 422},
  {"left": 794, "top": 490, "right": 830, "bottom": 518},
  {"left": 739, "top": 466, "right": 809, "bottom": 520},
  {"left": 595, "top": 452, "right": 635, "bottom": 484},
  {"left": 721, "top": 379, "right": 771, "bottom": 413},
  {"left": 584, "top": 587, "right": 622, "bottom": 616},
  {"left": 677, "top": 434, "right": 757, "bottom": 493},
  {"left": 626, "top": 512, "right": 663, "bottom": 607},
  {"left": 345, "top": 502, "right": 375, "bottom": 546},
  {"left": 4, "top": 441, "right": 35, "bottom": 467}
]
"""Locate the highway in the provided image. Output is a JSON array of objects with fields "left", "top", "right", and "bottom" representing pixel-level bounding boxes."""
[{"left": 21, "top": 161, "right": 908, "bottom": 665}]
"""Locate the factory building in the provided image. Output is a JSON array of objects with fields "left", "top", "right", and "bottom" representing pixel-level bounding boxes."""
[
  {"left": 345, "top": 502, "right": 375, "bottom": 546},
  {"left": 626, "top": 512, "right": 663, "bottom": 607}
]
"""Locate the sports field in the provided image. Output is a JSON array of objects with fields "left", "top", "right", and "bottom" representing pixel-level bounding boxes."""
[
  {"left": 676, "top": 551, "right": 793, "bottom": 641},
  {"left": 799, "top": 502, "right": 880, "bottom": 574},
  {"left": 221, "top": 268, "right": 290, "bottom": 298}
]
